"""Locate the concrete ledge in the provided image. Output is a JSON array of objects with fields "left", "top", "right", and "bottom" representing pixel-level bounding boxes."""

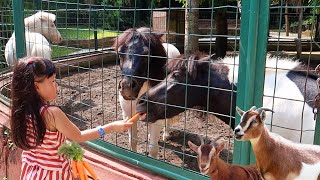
[{"left": 82, "top": 145, "right": 167, "bottom": 180}]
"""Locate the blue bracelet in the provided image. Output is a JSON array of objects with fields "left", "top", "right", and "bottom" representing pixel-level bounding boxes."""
[{"left": 97, "top": 126, "right": 105, "bottom": 137}]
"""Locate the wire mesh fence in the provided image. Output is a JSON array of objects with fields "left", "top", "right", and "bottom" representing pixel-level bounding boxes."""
[{"left": 1, "top": 0, "right": 320, "bottom": 178}]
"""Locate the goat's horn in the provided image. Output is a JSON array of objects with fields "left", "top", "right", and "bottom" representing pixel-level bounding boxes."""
[
  {"left": 250, "top": 106, "right": 257, "bottom": 111},
  {"left": 255, "top": 107, "right": 275, "bottom": 114}
]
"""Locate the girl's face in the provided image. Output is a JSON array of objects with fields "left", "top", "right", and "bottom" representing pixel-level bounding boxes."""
[{"left": 35, "top": 74, "right": 58, "bottom": 102}]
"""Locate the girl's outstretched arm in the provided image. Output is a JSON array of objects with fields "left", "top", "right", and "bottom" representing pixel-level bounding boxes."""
[{"left": 46, "top": 106, "right": 133, "bottom": 142}]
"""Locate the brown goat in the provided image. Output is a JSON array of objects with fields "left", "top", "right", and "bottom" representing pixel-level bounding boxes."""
[
  {"left": 188, "top": 138, "right": 262, "bottom": 180},
  {"left": 235, "top": 106, "right": 320, "bottom": 180}
]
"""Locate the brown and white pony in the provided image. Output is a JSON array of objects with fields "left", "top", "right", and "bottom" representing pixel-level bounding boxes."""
[
  {"left": 136, "top": 53, "right": 317, "bottom": 144},
  {"left": 112, "top": 27, "right": 180, "bottom": 158}
]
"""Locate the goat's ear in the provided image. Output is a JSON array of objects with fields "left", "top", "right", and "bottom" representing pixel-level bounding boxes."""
[
  {"left": 188, "top": 141, "right": 199, "bottom": 152},
  {"left": 215, "top": 141, "right": 225, "bottom": 156},
  {"left": 236, "top": 106, "right": 245, "bottom": 116},
  {"left": 259, "top": 110, "right": 266, "bottom": 121}
]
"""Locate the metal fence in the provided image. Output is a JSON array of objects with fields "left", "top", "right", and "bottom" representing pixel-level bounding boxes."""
[{"left": 1, "top": 0, "right": 320, "bottom": 179}]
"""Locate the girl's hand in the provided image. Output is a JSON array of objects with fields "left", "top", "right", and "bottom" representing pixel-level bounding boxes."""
[{"left": 108, "top": 120, "right": 133, "bottom": 133}]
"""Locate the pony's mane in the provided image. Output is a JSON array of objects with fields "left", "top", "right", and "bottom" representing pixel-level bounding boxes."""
[
  {"left": 112, "top": 27, "right": 163, "bottom": 49},
  {"left": 166, "top": 52, "right": 210, "bottom": 79},
  {"left": 24, "top": 11, "right": 56, "bottom": 25}
]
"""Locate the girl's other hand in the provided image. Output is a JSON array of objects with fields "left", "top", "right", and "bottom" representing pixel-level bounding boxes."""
[{"left": 108, "top": 119, "right": 133, "bottom": 133}]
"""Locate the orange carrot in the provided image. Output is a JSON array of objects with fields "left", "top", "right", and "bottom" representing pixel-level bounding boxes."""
[
  {"left": 76, "top": 160, "right": 86, "bottom": 180},
  {"left": 127, "top": 113, "right": 142, "bottom": 123},
  {"left": 84, "top": 170, "right": 89, "bottom": 180},
  {"left": 83, "top": 161, "right": 98, "bottom": 180},
  {"left": 71, "top": 160, "right": 79, "bottom": 178}
]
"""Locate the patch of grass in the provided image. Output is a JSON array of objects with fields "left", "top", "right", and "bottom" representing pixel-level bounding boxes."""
[
  {"left": 59, "top": 27, "right": 119, "bottom": 40},
  {"left": 51, "top": 46, "right": 79, "bottom": 58}
]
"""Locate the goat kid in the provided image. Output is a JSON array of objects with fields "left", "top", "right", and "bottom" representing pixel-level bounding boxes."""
[
  {"left": 235, "top": 106, "right": 320, "bottom": 180},
  {"left": 188, "top": 139, "right": 262, "bottom": 180}
]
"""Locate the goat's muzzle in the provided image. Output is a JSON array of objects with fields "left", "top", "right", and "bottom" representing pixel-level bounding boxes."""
[{"left": 234, "top": 127, "right": 244, "bottom": 140}]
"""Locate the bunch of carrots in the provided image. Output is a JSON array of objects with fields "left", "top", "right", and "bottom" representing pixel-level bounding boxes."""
[
  {"left": 57, "top": 114, "right": 142, "bottom": 180},
  {"left": 58, "top": 142, "right": 98, "bottom": 180}
]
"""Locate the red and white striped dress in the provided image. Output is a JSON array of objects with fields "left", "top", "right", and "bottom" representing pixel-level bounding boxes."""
[{"left": 20, "top": 106, "right": 73, "bottom": 180}]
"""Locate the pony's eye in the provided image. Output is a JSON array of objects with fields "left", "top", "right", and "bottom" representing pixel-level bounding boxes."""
[{"left": 172, "top": 72, "right": 180, "bottom": 79}]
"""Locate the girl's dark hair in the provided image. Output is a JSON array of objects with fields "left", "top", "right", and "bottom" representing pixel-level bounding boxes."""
[{"left": 10, "top": 56, "right": 56, "bottom": 150}]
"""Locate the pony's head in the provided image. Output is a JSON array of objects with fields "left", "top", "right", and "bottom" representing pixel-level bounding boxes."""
[
  {"left": 136, "top": 52, "right": 212, "bottom": 122},
  {"left": 24, "top": 11, "right": 62, "bottom": 44},
  {"left": 113, "top": 27, "right": 167, "bottom": 100}
]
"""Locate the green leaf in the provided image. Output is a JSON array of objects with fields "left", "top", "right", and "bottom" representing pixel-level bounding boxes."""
[{"left": 58, "top": 142, "right": 85, "bottom": 161}]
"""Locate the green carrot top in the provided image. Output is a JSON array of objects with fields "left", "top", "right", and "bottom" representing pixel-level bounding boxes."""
[{"left": 58, "top": 142, "right": 85, "bottom": 161}]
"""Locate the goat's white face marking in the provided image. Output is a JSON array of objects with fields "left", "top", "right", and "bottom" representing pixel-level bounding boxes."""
[
  {"left": 242, "top": 115, "right": 258, "bottom": 132},
  {"left": 235, "top": 111, "right": 259, "bottom": 140}
]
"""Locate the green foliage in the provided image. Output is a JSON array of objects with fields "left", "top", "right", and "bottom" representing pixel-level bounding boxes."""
[
  {"left": 59, "top": 27, "right": 119, "bottom": 40},
  {"left": 58, "top": 142, "right": 85, "bottom": 161},
  {"left": 98, "top": 0, "right": 123, "bottom": 30},
  {"left": 0, "top": 41, "right": 8, "bottom": 70},
  {"left": 174, "top": 0, "right": 238, "bottom": 7},
  {"left": 51, "top": 46, "right": 79, "bottom": 58}
]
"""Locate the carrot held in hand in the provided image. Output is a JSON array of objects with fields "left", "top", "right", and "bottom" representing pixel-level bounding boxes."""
[
  {"left": 127, "top": 113, "right": 142, "bottom": 123},
  {"left": 83, "top": 160, "right": 98, "bottom": 180}
]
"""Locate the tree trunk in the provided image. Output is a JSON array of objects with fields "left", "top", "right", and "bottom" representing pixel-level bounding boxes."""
[
  {"left": 184, "top": 0, "right": 199, "bottom": 54},
  {"left": 285, "top": 1, "right": 289, "bottom": 36},
  {"left": 295, "top": 7, "right": 303, "bottom": 59},
  {"left": 215, "top": 4, "right": 228, "bottom": 58},
  {"left": 315, "top": 14, "right": 320, "bottom": 41}
]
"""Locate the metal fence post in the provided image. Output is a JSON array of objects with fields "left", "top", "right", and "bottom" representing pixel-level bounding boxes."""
[
  {"left": 315, "top": 110, "right": 320, "bottom": 144},
  {"left": 13, "top": 0, "right": 26, "bottom": 59},
  {"left": 233, "top": 0, "right": 270, "bottom": 165}
]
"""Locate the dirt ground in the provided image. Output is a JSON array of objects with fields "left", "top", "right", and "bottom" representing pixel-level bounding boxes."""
[{"left": 54, "top": 63, "right": 234, "bottom": 172}]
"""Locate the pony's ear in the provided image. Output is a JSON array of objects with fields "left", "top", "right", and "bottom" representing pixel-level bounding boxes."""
[
  {"left": 190, "top": 60, "right": 209, "bottom": 80},
  {"left": 209, "top": 53, "right": 218, "bottom": 60},
  {"left": 37, "top": 11, "right": 56, "bottom": 22},
  {"left": 154, "top": 32, "right": 164, "bottom": 41}
]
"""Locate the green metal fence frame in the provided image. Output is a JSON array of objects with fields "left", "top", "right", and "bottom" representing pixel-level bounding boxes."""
[
  {"left": 12, "top": 0, "right": 26, "bottom": 59},
  {"left": 232, "top": 0, "right": 270, "bottom": 165},
  {"left": 10, "top": 0, "right": 319, "bottom": 178}
]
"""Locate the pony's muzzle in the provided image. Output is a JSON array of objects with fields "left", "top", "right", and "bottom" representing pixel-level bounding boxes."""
[
  {"left": 52, "top": 35, "right": 63, "bottom": 44},
  {"left": 118, "top": 77, "right": 140, "bottom": 100}
]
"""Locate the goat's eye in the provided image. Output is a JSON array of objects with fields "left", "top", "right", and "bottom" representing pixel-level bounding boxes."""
[{"left": 248, "top": 119, "right": 257, "bottom": 128}]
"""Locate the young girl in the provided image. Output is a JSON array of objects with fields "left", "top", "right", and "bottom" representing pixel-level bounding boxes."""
[{"left": 10, "top": 56, "right": 133, "bottom": 179}]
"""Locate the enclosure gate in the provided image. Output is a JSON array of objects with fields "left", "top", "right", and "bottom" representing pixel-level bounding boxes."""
[{"left": 5, "top": 0, "right": 320, "bottom": 179}]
